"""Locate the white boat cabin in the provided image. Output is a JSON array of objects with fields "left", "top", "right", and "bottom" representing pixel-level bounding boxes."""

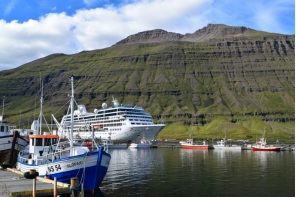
[
  {"left": 28, "top": 132, "right": 58, "bottom": 164},
  {"left": 216, "top": 140, "right": 226, "bottom": 146},
  {"left": 0, "top": 116, "right": 11, "bottom": 137}
]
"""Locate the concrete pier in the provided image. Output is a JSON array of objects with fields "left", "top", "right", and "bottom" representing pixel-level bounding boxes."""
[{"left": 0, "top": 168, "right": 71, "bottom": 197}]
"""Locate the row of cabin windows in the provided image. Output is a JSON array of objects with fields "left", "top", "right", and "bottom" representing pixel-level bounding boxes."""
[
  {"left": 66, "top": 114, "right": 151, "bottom": 123},
  {"left": 96, "top": 109, "right": 144, "bottom": 114},
  {"left": 129, "top": 119, "right": 153, "bottom": 122},
  {"left": 126, "top": 115, "right": 152, "bottom": 119},
  {"left": 31, "top": 138, "right": 57, "bottom": 146},
  {"left": 131, "top": 123, "right": 153, "bottom": 125},
  {"left": 74, "top": 119, "right": 123, "bottom": 124},
  {"left": 0, "top": 126, "right": 9, "bottom": 132},
  {"left": 66, "top": 111, "right": 148, "bottom": 121},
  {"left": 118, "top": 112, "right": 147, "bottom": 116},
  {"left": 110, "top": 128, "right": 121, "bottom": 131}
]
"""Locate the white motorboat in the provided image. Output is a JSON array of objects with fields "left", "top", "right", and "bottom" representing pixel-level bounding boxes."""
[
  {"left": 275, "top": 139, "right": 286, "bottom": 151},
  {"left": 130, "top": 138, "right": 151, "bottom": 148},
  {"left": 0, "top": 97, "right": 27, "bottom": 166},
  {"left": 213, "top": 133, "right": 242, "bottom": 150},
  {"left": 103, "top": 139, "right": 127, "bottom": 149},
  {"left": 213, "top": 139, "right": 242, "bottom": 150},
  {"left": 101, "top": 133, "right": 127, "bottom": 149}
]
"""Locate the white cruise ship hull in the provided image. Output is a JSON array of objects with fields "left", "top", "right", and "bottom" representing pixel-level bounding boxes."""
[{"left": 72, "top": 124, "right": 165, "bottom": 141}]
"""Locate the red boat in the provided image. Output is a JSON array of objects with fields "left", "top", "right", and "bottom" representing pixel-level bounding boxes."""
[
  {"left": 252, "top": 146, "right": 281, "bottom": 151},
  {"left": 181, "top": 138, "right": 209, "bottom": 149},
  {"left": 252, "top": 132, "right": 280, "bottom": 151},
  {"left": 182, "top": 143, "right": 209, "bottom": 149}
]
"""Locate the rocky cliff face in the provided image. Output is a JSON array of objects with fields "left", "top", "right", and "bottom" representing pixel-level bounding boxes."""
[
  {"left": 115, "top": 29, "right": 184, "bottom": 45},
  {"left": 0, "top": 24, "right": 294, "bottom": 132},
  {"left": 115, "top": 24, "right": 288, "bottom": 45}
]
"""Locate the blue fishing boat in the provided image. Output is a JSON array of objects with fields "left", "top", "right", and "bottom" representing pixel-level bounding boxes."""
[{"left": 17, "top": 76, "right": 111, "bottom": 191}]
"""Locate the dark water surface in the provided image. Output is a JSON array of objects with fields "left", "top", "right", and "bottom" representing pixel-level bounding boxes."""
[{"left": 98, "top": 148, "right": 295, "bottom": 197}]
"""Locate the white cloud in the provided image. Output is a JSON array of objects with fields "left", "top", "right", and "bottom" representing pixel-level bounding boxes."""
[
  {"left": 0, "top": 0, "right": 293, "bottom": 71},
  {"left": 0, "top": 0, "right": 213, "bottom": 71}
]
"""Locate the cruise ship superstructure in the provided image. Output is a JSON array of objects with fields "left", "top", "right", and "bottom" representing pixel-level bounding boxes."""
[{"left": 59, "top": 97, "right": 165, "bottom": 141}]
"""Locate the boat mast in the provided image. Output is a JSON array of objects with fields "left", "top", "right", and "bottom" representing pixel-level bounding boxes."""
[
  {"left": 70, "top": 76, "right": 74, "bottom": 154},
  {"left": 1, "top": 96, "right": 4, "bottom": 120},
  {"left": 39, "top": 80, "right": 43, "bottom": 135}
]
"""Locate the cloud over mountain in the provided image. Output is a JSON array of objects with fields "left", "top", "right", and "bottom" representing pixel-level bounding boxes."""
[{"left": 0, "top": 0, "right": 294, "bottom": 70}]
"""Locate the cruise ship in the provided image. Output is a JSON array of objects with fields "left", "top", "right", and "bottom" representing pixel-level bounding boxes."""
[{"left": 59, "top": 97, "right": 165, "bottom": 141}]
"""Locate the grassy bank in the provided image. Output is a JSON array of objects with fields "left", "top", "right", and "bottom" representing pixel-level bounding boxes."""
[{"left": 158, "top": 117, "right": 295, "bottom": 142}]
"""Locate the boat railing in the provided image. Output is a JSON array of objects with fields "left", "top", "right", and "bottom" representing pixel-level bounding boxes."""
[
  {"left": 42, "top": 148, "right": 71, "bottom": 164},
  {"left": 19, "top": 156, "right": 29, "bottom": 164},
  {"left": 19, "top": 150, "right": 29, "bottom": 156},
  {"left": 19, "top": 148, "right": 72, "bottom": 165}
]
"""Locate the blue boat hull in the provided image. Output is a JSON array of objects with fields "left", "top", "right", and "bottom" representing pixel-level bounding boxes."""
[
  {"left": 19, "top": 147, "right": 111, "bottom": 191},
  {"left": 45, "top": 149, "right": 110, "bottom": 190}
]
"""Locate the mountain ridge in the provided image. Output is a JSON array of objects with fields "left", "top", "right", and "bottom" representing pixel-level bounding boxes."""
[
  {"left": 115, "top": 24, "right": 291, "bottom": 45},
  {"left": 0, "top": 24, "right": 294, "bottom": 141}
]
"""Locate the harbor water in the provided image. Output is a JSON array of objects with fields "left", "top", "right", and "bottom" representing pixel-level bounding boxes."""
[{"left": 98, "top": 148, "right": 295, "bottom": 197}]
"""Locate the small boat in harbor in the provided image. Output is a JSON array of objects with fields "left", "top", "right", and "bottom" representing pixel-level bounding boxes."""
[
  {"left": 252, "top": 132, "right": 281, "bottom": 151},
  {"left": 213, "top": 133, "right": 242, "bottom": 150},
  {"left": 103, "top": 139, "right": 127, "bottom": 149},
  {"left": 181, "top": 139, "right": 209, "bottom": 149},
  {"left": 17, "top": 76, "right": 111, "bottom": 191},
  {"left": 275, "top": 139, "right": 286, "bottom": 151},
  {"left": 213, "top": 139, "right": 242, "bottom": 150},
  {"left": 0, "top": 97, "right": 27, "bottom": 166},
  {"left": 102, "top": 135, "right": 127, "bottom": 149},
  {"left": 130, "top": 137, "right": 151, "bottom": 148},
  {"left": 181, "top": 130, "right": 209, "bottom": 149}
]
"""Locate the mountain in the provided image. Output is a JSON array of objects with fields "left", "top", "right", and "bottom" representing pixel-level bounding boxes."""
[
  {"left": 115, "top": 24, "right": 284, "bottom": 44},
  {"left": 0, "top": 24, "right": 294, "bottom": 141}
]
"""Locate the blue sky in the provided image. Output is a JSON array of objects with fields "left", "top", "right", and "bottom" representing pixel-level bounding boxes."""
[{"left": 0, "top": 0, "right": 294, "bottom": 71}]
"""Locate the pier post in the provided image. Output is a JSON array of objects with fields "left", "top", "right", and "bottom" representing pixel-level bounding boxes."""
[
  {"left": 70, "top": 177, "right": 79, "bottom": 197},
  {"left": 54, "top": 177, "right": 57, "bottom": 197},
  {"left": 33, "top": 178, "right": 36, "bottom": 197},
  {"left": 30, "top": 169, "right": 36, "bottom": 175},
  {"left": 9, "top": 130, "right": 19, "bottom": 165}
]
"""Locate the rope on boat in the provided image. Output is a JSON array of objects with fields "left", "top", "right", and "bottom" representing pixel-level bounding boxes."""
[
  {"left": 53, "top": 99, "right": 71, "bottom": 116},
  {"left": 79, "top": 152, "right": 87, "bottom": 187},
  {"left": 73, "top": 152, "right": 88, "bottom": 188}
]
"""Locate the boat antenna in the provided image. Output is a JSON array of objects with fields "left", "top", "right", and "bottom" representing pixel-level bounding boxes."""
[
  {"left": 190, "top": 122, "right": 193, "bottom": 141},
  {"left": 70, "top": 75, "right": 74, "bottom": 155},
  {"left": 19, "top": 109, "right": 21, "bottom": 129},
  {"left": 34, "top": 96, "right": 36, "bottom": 120},
  {"left": 39, "top": 80, "right": 43, "bottom": 135},
  {"left": 1, "top": 96, "right": 4, "bottom": 120}
]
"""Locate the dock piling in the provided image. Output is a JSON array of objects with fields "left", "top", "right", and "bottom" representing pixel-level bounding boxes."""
[
  {"left": 54, "top": 177, "right": 57, "bottom": 197},
  {"left": 70, "top": 177, "right": 79, "bottom": 197},
  {"left": 33, "top": 178, "right": 36, "bottom": 197}
]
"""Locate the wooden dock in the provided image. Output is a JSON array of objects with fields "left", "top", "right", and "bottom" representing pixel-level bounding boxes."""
[{"left": 0, "top": 168, "right": 71, "bottom": 197}]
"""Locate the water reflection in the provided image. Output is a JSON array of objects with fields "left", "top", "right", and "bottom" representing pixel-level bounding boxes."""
[
  {"left": 100, "top": 149, "right": 294, "bottom": 197},
  {"left": 101, "top": 149, "right": 156, "bottom": 191}
]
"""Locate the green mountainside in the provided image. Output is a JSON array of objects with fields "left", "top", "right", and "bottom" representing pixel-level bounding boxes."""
[{"left": 0, "top": 24, "right": 294, "bottom": 141}]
